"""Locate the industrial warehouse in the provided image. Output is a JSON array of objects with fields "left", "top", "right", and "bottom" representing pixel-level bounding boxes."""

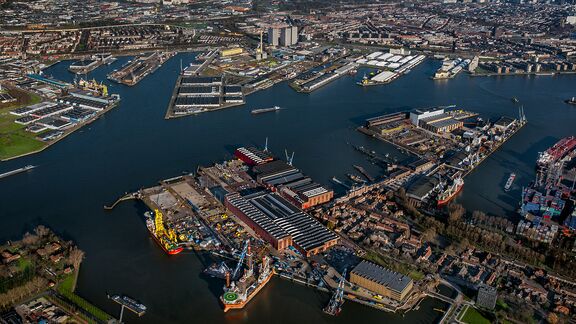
[
  {"left": 236, "top": 147, "right": 334, "bottom": 209},
  {"left": 409, "top": 107, "right": 464, "bottom": 134},
  {"left": 225, "top": 191, "right": 339, "bottom": 257},
  {"left": 350, "top": 260, "right": 414, "bottom": 302}
]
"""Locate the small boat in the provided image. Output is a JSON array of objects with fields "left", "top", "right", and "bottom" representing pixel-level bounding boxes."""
[
  {"left": 251, "top": 106, "right": 282, "bottom": 115},
  {"left": 512, "top": 97, "right": 519, "bottom": 103},
  {"left": 347, "top": 173, "right": 366, "bottom": 183},
  {"left": 504, "top": 173, "right": 516, "bottom": 191},
  {"left": 564, "top": 97, "right": 576, "bottom": 105}
]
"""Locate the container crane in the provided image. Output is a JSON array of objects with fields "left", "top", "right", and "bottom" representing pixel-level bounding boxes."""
[{"left": 324, "top": 268, "right": 347, "bottom": 316}]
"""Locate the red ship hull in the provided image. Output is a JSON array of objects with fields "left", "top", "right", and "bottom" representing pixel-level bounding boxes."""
[
  {"left": 149, "top": 229, "right": 183, "bottom": 255},
  {"left": 437, "top": 183, "right": 463, "bottom": 207}
]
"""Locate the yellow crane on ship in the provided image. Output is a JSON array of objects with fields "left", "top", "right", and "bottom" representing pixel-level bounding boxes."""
[{"left": 154, "top": 209, "right": 177, "bottom": 245}]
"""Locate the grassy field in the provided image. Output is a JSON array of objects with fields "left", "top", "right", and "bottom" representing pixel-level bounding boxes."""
[
  {"left": 16, "top": 258, "right": 32, "bottom": 272},
  {"left": 460, "top": 306, "right": 491, "bottom": 324},
  {"left": 0, "top": 88, "right": 47, "bottom": 160},
  {"left": 57, "top": 273, "right": 112, "bottom": 322}
]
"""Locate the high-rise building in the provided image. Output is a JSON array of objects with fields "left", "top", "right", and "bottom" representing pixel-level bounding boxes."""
[
  {"left": 269, "top": 26, "right": 298, "bottom": 47},
  {"left": 290, "top": 26, "right": 298, "bottom": 45},
  {"left": 280, "top": 27, "right": 291, "bottom": 47},
  {"left": 267, "top": 27, "right": 280, "bottom": 46}
]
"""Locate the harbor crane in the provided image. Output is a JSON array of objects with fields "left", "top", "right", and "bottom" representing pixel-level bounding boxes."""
[
  {"left": 232, "top": 239, "right": 250, "bottom": 280},
  {"left": 285, "top": 150, "right": 295, "bottom": 166},
  {"left": 324, "top": 268, "right": 347, "bottom": 316}
]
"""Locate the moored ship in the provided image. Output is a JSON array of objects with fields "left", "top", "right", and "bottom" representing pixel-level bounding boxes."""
[
  {"left": 145, "top": 210, "right": 183, "bottom": 255},
  {"left": 110, "top": 295, "right": 147, "bottom": 316},
  {"left": 251, "top": 106, "right": 281, "bottom": 114},
  {"left": 437, "top": 177, "right": 464, "bottom": 207},
  {"left": 504, "top": 173, "right": 516, "bottom": 191},
  {"left": 221, "top": 255, "right": 273, "bottom": 312},
  {"left": 537, "top": 136, "right": 576, "bottom": 167},
  {"left": 0, "top": 165, "right": 35, "bottom": 180}
]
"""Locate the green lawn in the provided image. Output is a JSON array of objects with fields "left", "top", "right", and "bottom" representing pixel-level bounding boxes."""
[
  {"left": 0, "top": 93, "right": 47, "bottom": 160},
  {"left": 460, "top": 306, "right": 491, "bottom": 324},
  {"left": 17, "top": 258, "right": 32, "bottom": 272},
  {"left": 408, "top": 270, "right": 425, "bottom": 281}
]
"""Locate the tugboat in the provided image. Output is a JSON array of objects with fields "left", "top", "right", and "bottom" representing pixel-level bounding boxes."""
[
  {"left": 564, "top": 97, "right": 576, "bottom": 105},
  {"left": 504, "top": 173, "right": 516, "bottom": 192},
  {"left": 347, "top": 173, "right": 366, "bottom": 184},
  {"left": 145, "top": 210, "right": 183, "bottom": 255}
]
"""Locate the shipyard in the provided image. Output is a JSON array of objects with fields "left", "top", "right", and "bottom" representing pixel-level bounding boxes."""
[{"left": 103, "top": 143, "right": 485, "bottom": 318}]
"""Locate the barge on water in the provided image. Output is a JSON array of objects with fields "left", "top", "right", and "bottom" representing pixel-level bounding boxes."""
[
  {"left": 110, "top": 294, "right": 146, "bottom": 316},
  {"left": 251, "top": 106, "right": 281, "bottom": 115},
  {"left": 0, "top": 165, "right": 35, "bottom": 179}
]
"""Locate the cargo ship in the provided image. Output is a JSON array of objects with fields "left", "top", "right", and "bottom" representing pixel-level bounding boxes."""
[
  {"left": 504, "top": 173, "right": 516, "bottom": 191},
  {"left": 565, "top": 97, "right": 576, "bottom": 105},
  {"left": 0, "top": 165, "right": 35, "bottom": 180},
  {"left": 145, "top": 210, "right": 183, "bottom": 255},
  {"left": 251, "top": 106, "right": 281, "bottom": 114},
  {"left": 537, "top": 136, "right": 576, "bottom": 167},
  {"left": 221, "top": 256, "right": 273, "bottom": 312},
  {"left": 437, "top": 177, "right": 464, "bottom": 207}
]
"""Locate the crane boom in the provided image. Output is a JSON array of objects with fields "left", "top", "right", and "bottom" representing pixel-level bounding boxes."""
[{"left": 232, "top": 239, "right": 250, "bottom": 279}]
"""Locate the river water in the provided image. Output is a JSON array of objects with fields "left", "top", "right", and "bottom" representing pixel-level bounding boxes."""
[{"left": 0, "top": 53, "right": 575, "bottom": 323}]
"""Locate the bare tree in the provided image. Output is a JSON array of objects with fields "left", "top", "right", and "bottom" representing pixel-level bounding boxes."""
[
  {"left": 21, "top": 232, "right": 39, "bottom": 246},
  {"left": 68, "top": 247, "right": 85, "bottom": 269},
  {"left": 34, "top": 225, "right": 50, "bottom": 238},
  {"left": 448, "top": 203, "right": 465, "bottom": 224},
  {"left": 422, "top": 227, "right": 437, "bottom": 243}
]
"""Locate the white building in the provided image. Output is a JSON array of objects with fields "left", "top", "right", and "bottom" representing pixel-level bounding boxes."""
[{"left": 409, "top": 107, "right": 445, "bottom": 126}]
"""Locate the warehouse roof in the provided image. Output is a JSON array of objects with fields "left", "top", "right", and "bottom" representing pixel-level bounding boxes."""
[{"left": 351, "top": 260, "right": 413, "bottom": 293}]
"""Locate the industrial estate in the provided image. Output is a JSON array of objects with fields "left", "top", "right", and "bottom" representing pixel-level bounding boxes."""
[{"left": 1, "top": 0, "right": 576, "bottom": 324}]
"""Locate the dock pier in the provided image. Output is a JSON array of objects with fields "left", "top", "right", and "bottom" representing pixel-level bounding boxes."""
[{"left": 104, "top": 192, "right": 139, "bottom": 210}]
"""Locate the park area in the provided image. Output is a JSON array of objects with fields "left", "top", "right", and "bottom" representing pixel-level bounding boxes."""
[{"left": 459, "top": 305, "right": 491, "bottom": 324}]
